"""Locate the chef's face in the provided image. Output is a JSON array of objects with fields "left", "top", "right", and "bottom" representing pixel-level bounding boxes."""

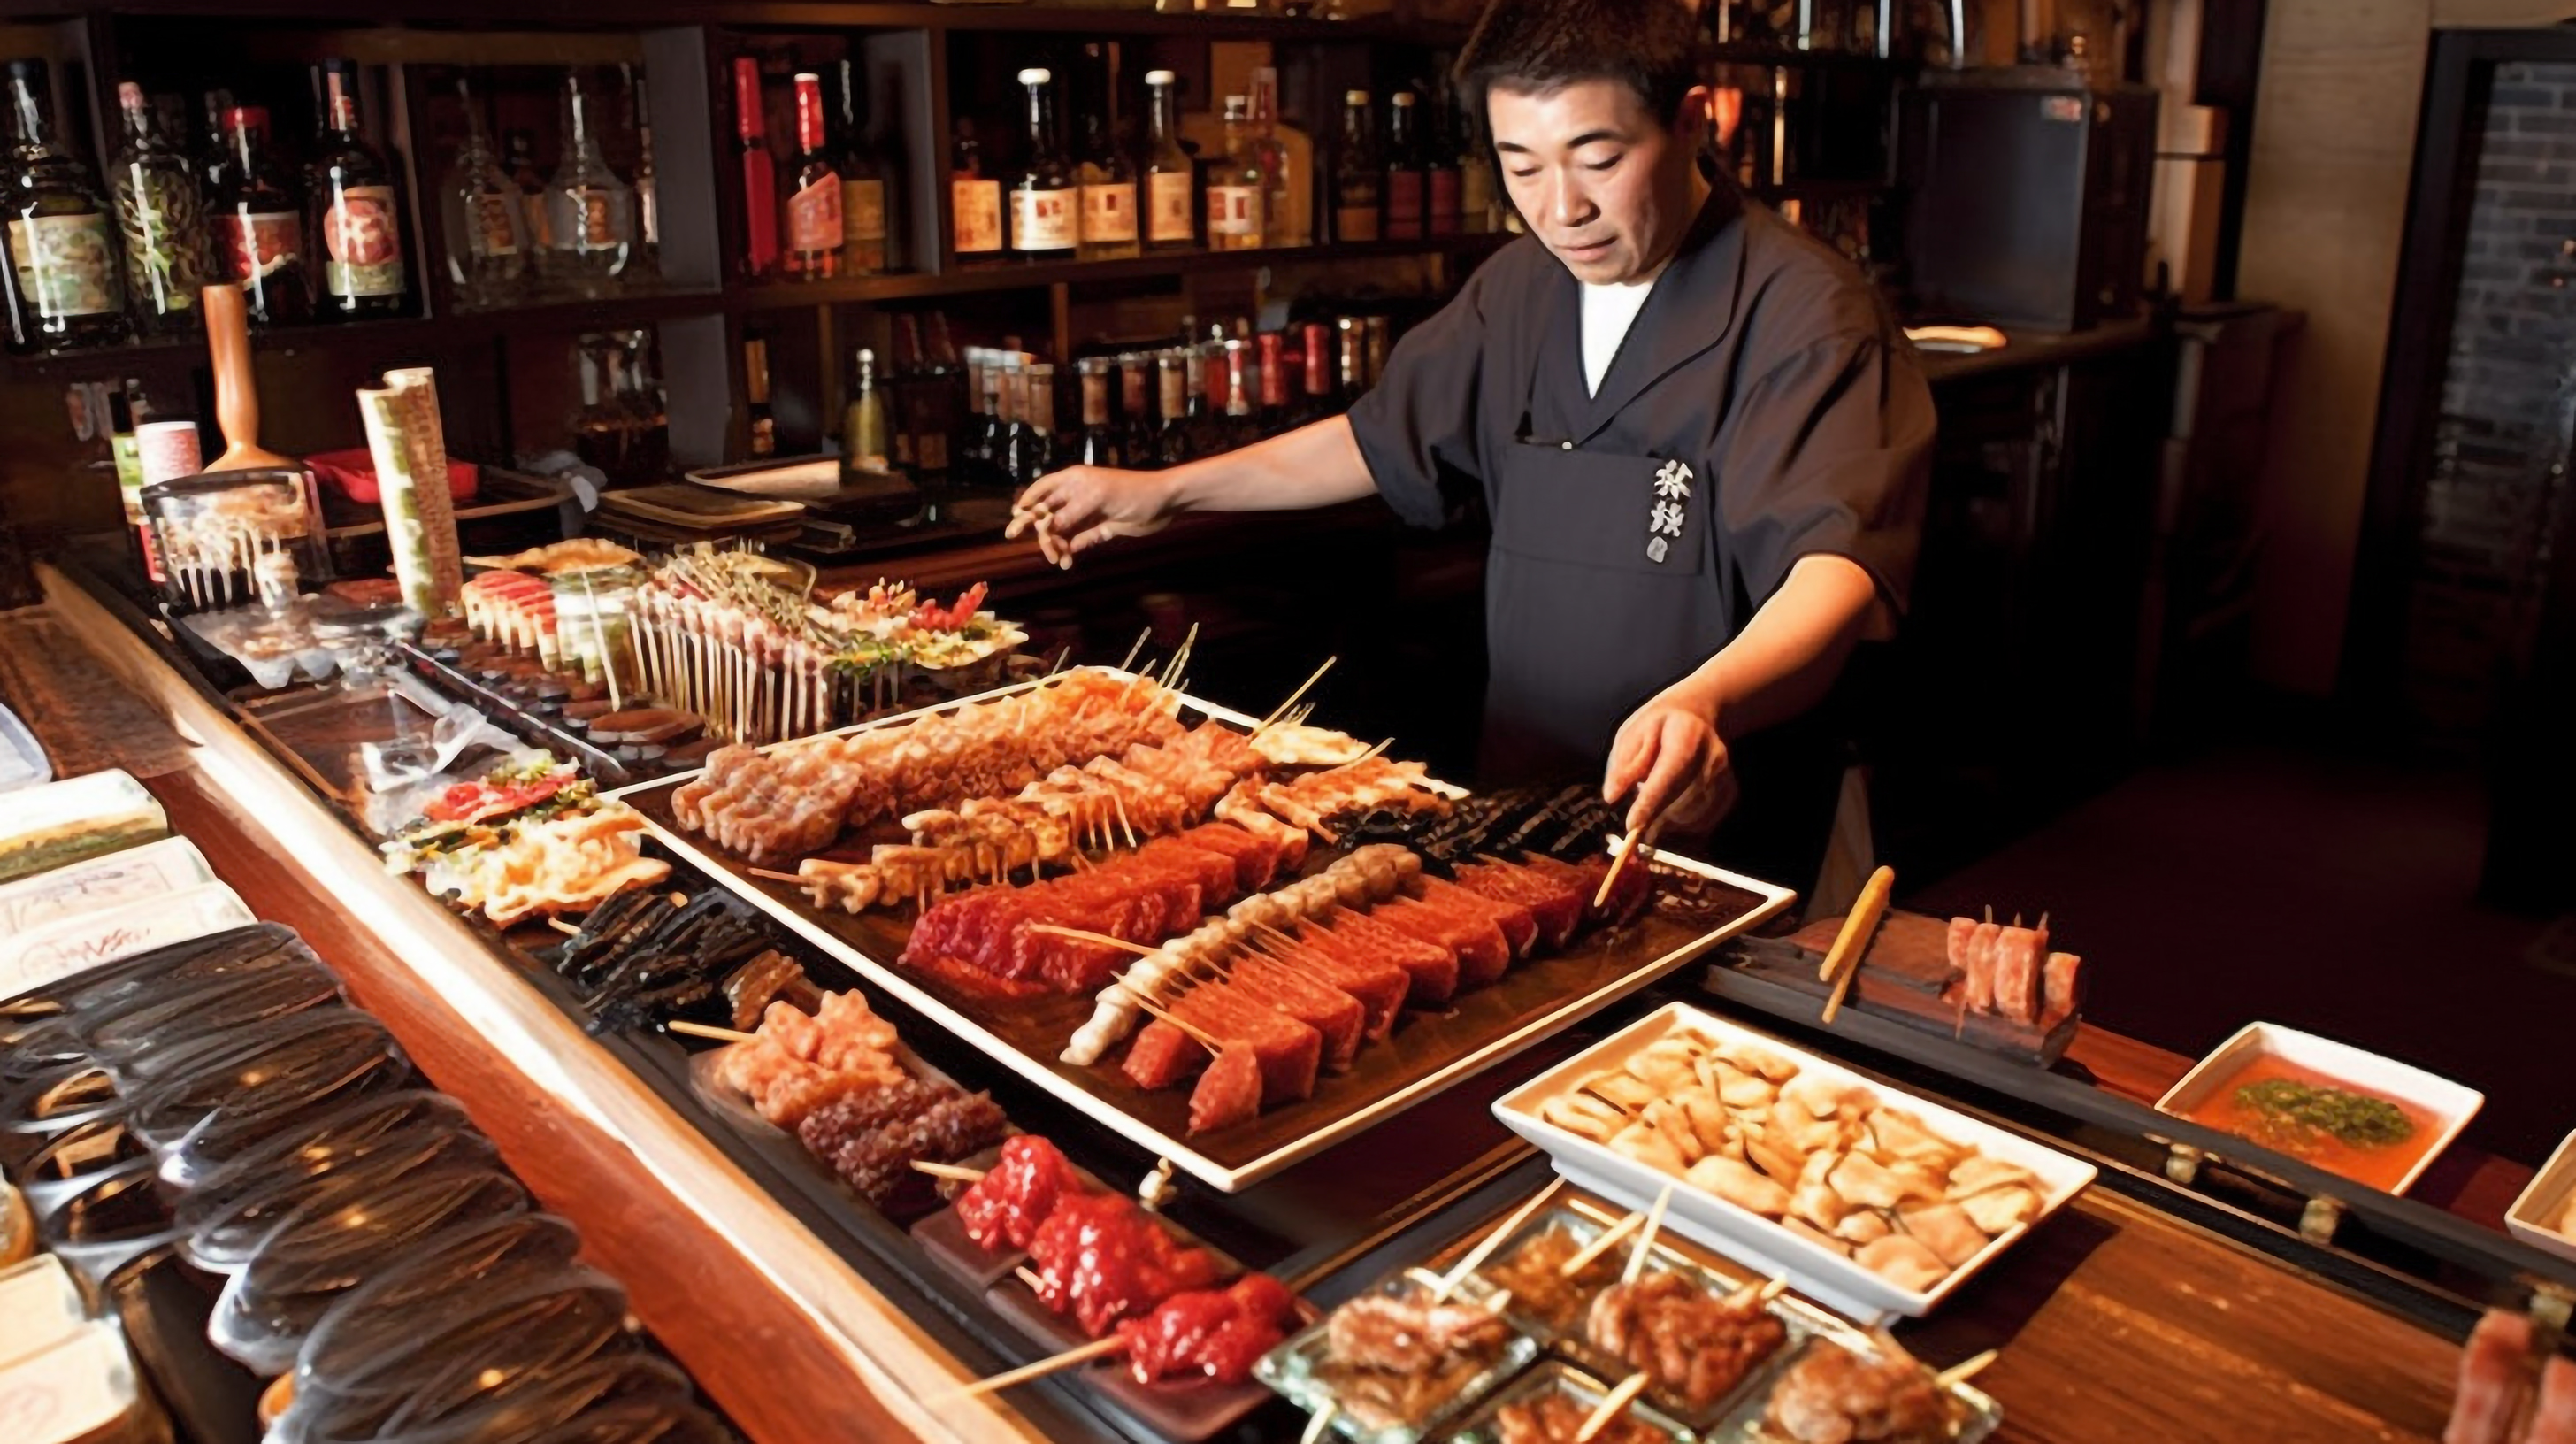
[{"left": 1487, "top": 78, "right": 1709, "bottom": 286}]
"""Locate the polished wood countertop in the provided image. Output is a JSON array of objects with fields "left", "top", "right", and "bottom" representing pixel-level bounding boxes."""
[{"left": 16, "top": 565, "right": 2510, "bottom": 1444}]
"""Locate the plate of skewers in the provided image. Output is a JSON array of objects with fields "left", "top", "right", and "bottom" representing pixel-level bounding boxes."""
[{"left": 612, "top": 660, "right": 1798, "bottom": 1192}]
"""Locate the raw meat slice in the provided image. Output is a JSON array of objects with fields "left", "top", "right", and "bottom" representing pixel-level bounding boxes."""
[
  {"left": 1374, "top": 897, "right": 1510, "bottom": 989},
  {"left": 1452, "top": 861, "right": 1583, "bottom": 949},
  {"left": 1230, "top": 952, "right": 1365, "bottom": 1071},
  {"left": 1313, "top": 908, "right": 1459, "bottom": 1004},
  {"left": 1123, "top": 1020, "right": 1208, "bottom": 1091},
  {"left": 1413, "top": 876, "right": 1537, "bottom": 957},
  {"left": 1174, "top": 824, "right": 1280, "bottom": 895},
  {"left": 1265, "top": 929, "right": 1407, "bottom": 1037}
]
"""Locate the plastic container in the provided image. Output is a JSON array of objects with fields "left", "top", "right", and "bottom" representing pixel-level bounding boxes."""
[
  {"left": 76, "top": 961, "right": 343, "bottom": 1071},
  {"left": 0, "top": 837, "right": 214, "bottom": 936},
  {"left": 0, "top": 884, "right": 257, "bottom": 1003},
  {"left": 178, "top": 1128, "right": 506, "bottom": 1272},
  {"left": 0, "top": 1254, "right": 88, "bottom": 1369},
  {"left": 168, "top": 1088, "right": 473, "bottom": 1217},
  {"left": 0, "top": 702, "right": 50, "bottom": 793},
  {"left": 40, "top": 923, "right": 310, "bottom": 1019},
  {"left": 304, "top": 446, "right": 480, "bottom": 507},
  {"left": 124, "top": 1009, "right": 409, "bottom": 1164},
  {"left": 0, "top": 769, "right": 165, "bottom": 887},
  {"left": 0, "top": 1321, "right": 173, "bottom": 1444},
  {"left": 1254, "top": 1265, "right": 1536, "bottom": 1444}
]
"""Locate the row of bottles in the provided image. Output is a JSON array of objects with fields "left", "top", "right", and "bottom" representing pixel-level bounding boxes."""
[
  {"left": 2, "top": 58, "right": 407, "bottom": 352},
  {"left": 441, "top": 68, "right": 661, "bottom": 308},
  {"left": 947, "top": 62, "right": 1498, "bottom": 265},
  {"left": 801, "top": 309, "right": 1399, "bottom": 490},
  {"left": 734, "top": 58, "right": 895, "bottom": 282}
]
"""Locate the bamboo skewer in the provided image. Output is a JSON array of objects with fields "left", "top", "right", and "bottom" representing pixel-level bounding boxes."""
[
  {"left": 748, "top": 867, "right": 805, "bottom": 886},
  {"left": 667, "top": 1020, "right": 758, "bottom": 1044},
  {"left": 909, "top": 1159, "right": 988, "bottom": 1184},
  {"left": 1595, "top": 816, "right": 1664, "bottom": 910},
  {"left": 941, "top": 1334, "right": 1128, "bottom": 1401},
  {"left": 1574, "top": 1372, "right": 1652, "bottom": 1444},
  {"left": 546, "top": 917, "right": 584, "bottom": 936},
  {"left": 1297, "top": 1404, "right": 1338, "bottom": 1444},
  {"left": 1026, "top": 923, "right": 1157, "bottom": 956},
  {"left": 1259, "top": 656, "right": 1338, "bottom": 730},
  {"left": 1621, "top": 1183, "right": 1676, "bottom": 1285},
  {"left": 1821, "top": 864, "right": 1897, "bottom": 1025},
  {"left": 1559, "top": 1210, "right": 1648, "bottom": 1277},
  {"left": 1725, "top": 1273, "right": 1790, "bottom": 1309},
  {"left": 1935, "top": 1348, "right": 1998, "bottom": 1390},
  {"left": 1432, "top": 1177, "right": 1567, "bottom": 1302}
]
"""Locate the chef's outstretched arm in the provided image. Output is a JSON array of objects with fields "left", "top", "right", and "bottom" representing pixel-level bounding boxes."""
[
  {"left": 1602, "top": 553, "right": 1885, "bottom": 835},
  {"left": 1006, "top": 416, "right": 1380, "bottom": 569}
]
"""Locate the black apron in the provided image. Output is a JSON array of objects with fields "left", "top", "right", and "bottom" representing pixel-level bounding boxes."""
[{"left": 1476, "top": 298, "right": 1847, "bottom": 895}]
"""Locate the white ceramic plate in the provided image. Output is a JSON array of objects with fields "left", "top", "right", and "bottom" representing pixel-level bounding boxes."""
[
  {"left": 1491, "top": 1002, "right": 2097, "bottom": 1325},
  {"left": 2503, "top": 1130, "right": 2576, "bottom": 1265},
  {"left": 2150, "top": 1022, "right": 2483, "bottom": 1196}
]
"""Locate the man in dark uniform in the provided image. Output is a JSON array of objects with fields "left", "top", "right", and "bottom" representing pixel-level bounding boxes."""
[{"left": 1010, "top": 0, "right": 1932, "bottom": 894}]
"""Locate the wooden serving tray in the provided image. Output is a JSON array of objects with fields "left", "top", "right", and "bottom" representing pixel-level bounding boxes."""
[
  {"left": 609, "top": 675, "right": 1797, "bottom": 1193},
  {"left": 1708, "top": 910, "right": 2080, "bottom": 1066}
]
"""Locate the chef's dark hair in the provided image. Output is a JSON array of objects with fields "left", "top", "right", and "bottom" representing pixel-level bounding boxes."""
[{"left": 1454, "top": 0, "right": 1702, "bottom": 131}]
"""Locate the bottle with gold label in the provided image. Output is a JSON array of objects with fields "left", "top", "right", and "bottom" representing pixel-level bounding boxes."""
[
  {"left": 1008, "top": 68, "right": 1077, "bottom": 262},
  {"left": 1330, "top": 90, "right": 1382, "bottom": 244},
  {"left": 544, "top": 69, "right": 635, "bottom": 295},
  {"left": 784, "top": 72, "right": 841, "bottom": 280},
  {"left": 306, "top": 58, "right": 408, "bottom": 319},
  {"left": 1140, "top": 70, "right": 1195, "bottom": 254},
  {"left": 743, "top": 335, "right": 777, "bottom": 458},
  {"left": 1205, "top": 96, "right": 1263, "bottom": 252},
  {"left": 1073, "top": 45, "right": 1137, "bottom": 262},
  {"left": 835, "top": 58, "right": 888, "bottom": 276},
  {"left": 436, "top": 75, "right": 527, "bottom": 309},
  {"left": 950, "top": 118, "right": 1002, "bottom": 261}
]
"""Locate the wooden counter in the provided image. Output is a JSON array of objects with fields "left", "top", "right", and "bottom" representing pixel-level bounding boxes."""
[{"left": 14, "top": 567, "right": 2505, "bottom": 1444}]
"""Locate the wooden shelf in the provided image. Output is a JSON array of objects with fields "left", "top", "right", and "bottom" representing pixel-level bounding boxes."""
[
  {"left": 10, "top": 0, "right": 1462, "bottom": 39},
  {"left": 1704, "top": 41, "right": 1915, "bottom": 70},
  {"left": 737, "top": 232, "right": 1514, "bottom": 309}
]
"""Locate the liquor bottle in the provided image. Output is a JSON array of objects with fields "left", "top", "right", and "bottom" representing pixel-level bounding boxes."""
[
  {"left": 1014, "top": 360, "right": 1057, "bottom": 486},
  {"left": 197, "top": 89, "right": 235, "bottom": 196},
  {"left": 1140, "top": 70, "right": 1195, "bottom": 253},
  {"left": 0, "top": 61, "right": 127, "bottom": 352},
  {"left": 784, "top": 72, "right": 841, "bottom": 280},
  {"left": 1206, "top": 96, "right": 1263, "bottom": 252},
  {"left": 1425, "top": 83, "right": 1461, "bottom": 237},
  {"left": 1246, "top": 67, "right": 1303, "bottom": 248},
  {"left": 308, "top": 59, "right": 408, "bottom": 319},
  {"left": 437, "top": 76, "right": 528, "bottom": 308},
  {"left": 1384, "top": 89, "right": 1425, "bottom": 241},
  {"left": 743, "top": 335, "right": 777, "bottom": 457},
  {"left": 1364, "top": 314, "right": 1390, "bottom": 386},
  {"left": 1330, "top": 91, "right": 1381, "bottom": 243},
  {"left": 993, "top": 360, "right": 1026, "bottom": 487},
  {"left": 626, "top": 63, "right": 661, "bottom": 277},
  {"left": 1115, "top": 351, "right": 1153, "bottom": 465},
  {"left": 916, "top": 311, "right": 961, "bottom": 481},
  {"left": 1008, "top": 69, "right": 1077, "bottom": 263},
  {"left": 1219, "top": 339, "right": 1256, "bottom": 449},
  {"left": 971, "top": 349, "right": 1009, "bottom": 484},
  {"left": 108, "top": 82, "right": 208, "bottom": 336},
  {"left": 1299, "top": 320, "right": 1334, "bottom": 423},
  {"left": 950, "top": 118, "right": 1002, "bottom": 260},
  {"left": 1074, "top": 357, "right": 1120, "bottom": 466},
  {"left": 844, "top": 346, "right": 890, "bottom": 476},
  {"left": 1337, "top": 315, "right": 1367, "bottom": 402},
  {"left": 1073, "top": 47, "right": 1137, "bottom": 262},
  {"left": 211, "top": 107, "right": 307, "bottom": 326},
  {"left": 504, "top": 128, "right": 551, "bottom": 252},
  {"left": 1456, "top": 96, "right": 1497, "bottom": 234},
  {"left": 1154, "top": 350, "right": 1191, "bottom": 465},
  {"left": 732, "top": 58, "right": 778, "bottom": 280},
  {"left": 1254, "top": 330, "right": 1290, "bottom": 434},
  {"left": 546, "top": 69, "right": 637, "bottom": 293},
  {"left": 1184, "top": 338, "right": 1223, "bottom": 455},
  {"left": 835, "top": 58, "right": 887, "bottom": 276},
  {"left": 108, "top": 377, "right": 146, "bottom": 555}
]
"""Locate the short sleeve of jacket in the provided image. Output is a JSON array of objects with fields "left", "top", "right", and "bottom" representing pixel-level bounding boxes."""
[
  {"left": 1346, "top": 266, "right": 1495, "bottom": 528},
  {"left": 1714, "top": 328, "right": 1933, "bottom": 616}
]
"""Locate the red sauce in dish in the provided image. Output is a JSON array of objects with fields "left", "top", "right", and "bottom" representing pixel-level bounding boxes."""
[{"left": 2180, "top": 1054, "right": 2442, "bottom": 1193}]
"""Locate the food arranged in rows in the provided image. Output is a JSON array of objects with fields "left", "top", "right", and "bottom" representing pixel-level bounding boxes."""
[
  {"left": 546, "top": 883, "right": 817, "bottom": 1034},
  {"left": 0, "top": 784, "right": 733, "bottom": 1444},
  {"left": 379, "top": 756, "right": 671, "bottom": 926}
]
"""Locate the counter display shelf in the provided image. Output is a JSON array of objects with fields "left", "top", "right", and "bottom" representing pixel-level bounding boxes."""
[{"left": 14, "top": 555, "right": 2557, "bottom": 1444}]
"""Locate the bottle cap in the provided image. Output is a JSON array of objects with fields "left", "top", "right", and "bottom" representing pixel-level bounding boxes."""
[
  {"left": 1345, "top": 89, "right": 1371, "bottom": 105},
  {"left": 1393, "top": 91, "right": 1417, "bottom": 107},
  {"left": 794, "top": 71, "right": 821, "bottom": 84},
  {"left": 1146, "top": 70, "right": 1177, "bottom": 87},
  {"left": 1018, "top": 68, "right": 1053, "bottom": 86}
]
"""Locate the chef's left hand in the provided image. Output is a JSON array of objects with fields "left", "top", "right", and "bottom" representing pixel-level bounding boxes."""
[{"left": 1602, "top": 683, "right": 1737, "bottom": 837}]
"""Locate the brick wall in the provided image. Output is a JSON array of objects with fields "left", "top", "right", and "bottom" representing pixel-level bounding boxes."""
[{"left": 2409, "top": 62, "right": 2576, "bottom": 739}]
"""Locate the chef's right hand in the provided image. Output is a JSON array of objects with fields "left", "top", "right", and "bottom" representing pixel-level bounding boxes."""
[
  {"left": 1008, "top": 465, "right": 1182, "bottom": 569},
  {"left": 2447, "top": 1310, "right": 2576, "bottom": 1444}
]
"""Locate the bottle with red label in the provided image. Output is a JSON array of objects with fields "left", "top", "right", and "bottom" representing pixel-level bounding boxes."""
[
  {"left": 543, "top": 68, "right": 636, "bottom": 295},
  {"left": 1, "top": 60, "right": 129, "bottom": 352},
  {"left": 1206, "top": 96, "right": 1263, "bottom": 252},
  {"left": 305, "top": 59, "right": 408, "bottom": 319},
  {"left": 211, "top": 105, "right": 308, "bottom": 326},
  {"left": 1008, "top": 68, "right": 1077, "bottom": 262},
  {"left": 783, "top": 71, "right": 841, "bottom": 280},
  {"left": 1072, "top": 46, "right": 1136, "bottom": 262},
  {"left": 732, "top": 58, "right": 778, "bottom": 280},
  {"left": 1383, "top": 89, "right": 1425, "bottom": 241}
]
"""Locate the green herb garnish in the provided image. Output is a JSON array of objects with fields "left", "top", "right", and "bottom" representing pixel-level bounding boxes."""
[{"left": 2233, "top": 1079, "right": 2417, "bottom": 1148}]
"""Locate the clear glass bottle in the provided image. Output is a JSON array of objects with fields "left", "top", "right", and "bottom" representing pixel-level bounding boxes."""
[
  {"left": 108, "top": 81, "right": 208, "bottom": 337},
  {"left": 306, "top": 58, "right": 409, "bottom": 319},
  {"left": 211, "top": 106, "right": 307, "bottom": 326},
  {"left": 545, "top": 69, "right": 636, "bottom": 294},
  {"left": 1013, "top": 359, "right": 1057, "bottom": 487},
  {"left": 844, "top": 345, "right": 890, "bottom": 477},
  {"left": 2, "top": 60, "right": 128, "bottom": 352},
  {"left": 835, "top": 58, "right": 887, "bottom": 277},
  {"left": 1206, "top": 96, "right": 1263, "bottom": 252},
  {"left": 437, "top": 75, "right": 528, "bottom": 310},
  {"left": 1008, "top": 68, "right": 1077, "bottom": 262},
  {"left": 1154, "top": 349, "right": 1190, "bottom": 465},
  {"left": 503, "top": 127, "right": 550, "bottom": 253},
  {"left": 950, "top": 118, "right": 1001, "bottom": 260},
  {"left": 1246, "top": 67, "right": 1298, "bottom": 248},
  {"left": 784, "top": 71, "right": 841, "bottom": 280},
  {"left": 1331, "top": 90, "right": 1382, "bottom": 243},
  {"left": 1119, "top": 351, "right": 1155, "bottom": 465},
  {"left": 1073, "top": 46, "right": 1137, "bottom": 262},
  {"left": 1140, "top": 70, "right": 1195, "bottom": 253}
]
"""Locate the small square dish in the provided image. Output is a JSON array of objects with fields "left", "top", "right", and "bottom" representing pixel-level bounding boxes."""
[
  {"left": 1467, "top": 1204, "right": 1806, "bottom": 1427},
  {"left": 1442, "top": 1360, "right": 1693, "bottom": 1444},
  {"left": 2504, "top": 1130, "right": 2576, "bottom": 1266},
  {"left": 1722, "top": 1329, "right": 2003, "bottom": 1444},
  {"left": 2151, "top": 1022, "right": 2482, "bottom": 1196},
  {"left": 1254, "top": 1265, "right": 1537, "bottom": 1444}
]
